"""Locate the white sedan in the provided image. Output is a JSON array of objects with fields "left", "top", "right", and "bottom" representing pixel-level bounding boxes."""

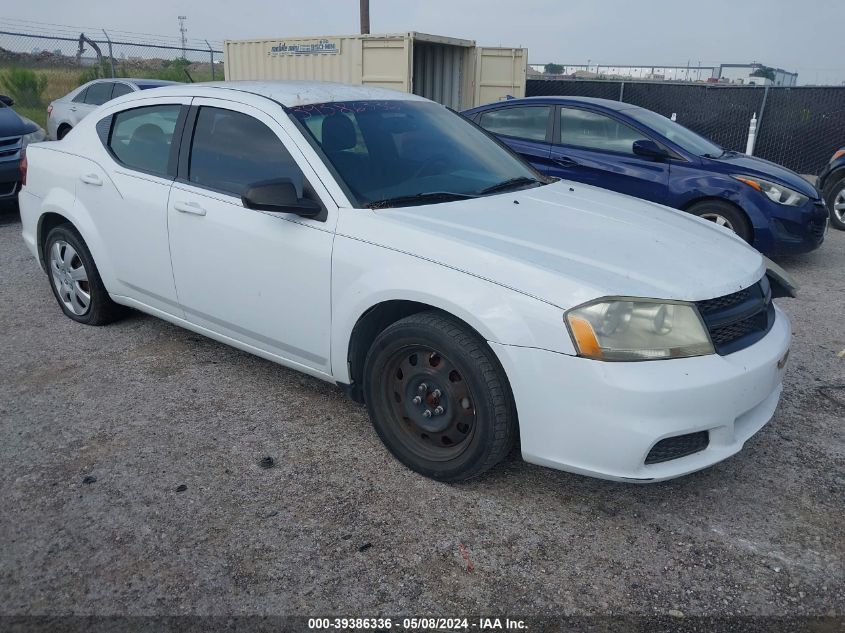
[{"left": 19, "top": 81, "right": 792, "bottom": 482}]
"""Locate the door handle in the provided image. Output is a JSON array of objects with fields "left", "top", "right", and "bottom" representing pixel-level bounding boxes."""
[
  {"left": 173, "top": 201, "right": 207, "bottom": 216},
  {"left": 553, "top": 156, "right": 580, "bottom": 168},
  {"left": 69, "top": 107, "right": 77, "bottom": 112},
  {"left": 79, "top": 173, "right": 102, "bottom": 186}
]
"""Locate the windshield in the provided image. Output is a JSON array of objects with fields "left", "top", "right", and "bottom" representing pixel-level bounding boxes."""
[
  {"left": 624, "top": 107, "right": 724, "bottom": 157},
  {"left": 290, "top": 100, "right": 543, "bottom": 207}
]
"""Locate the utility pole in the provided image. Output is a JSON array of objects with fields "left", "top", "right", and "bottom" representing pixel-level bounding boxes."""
[
  {"left": 360, "top": 0, "right": 370, "bottom": 34},
  {"left": 178, "top": 15, "right": 188, "bottom": 57}
]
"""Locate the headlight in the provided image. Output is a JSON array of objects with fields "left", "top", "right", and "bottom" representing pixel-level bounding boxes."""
[
  {"left": 733, "top": 175, "right": 808, "bottom": 207},
  {"left": 21, "top": 127, "right": 46, "bottom": 149},
  {"left": 565, "top": 298, "right": 714, "bottom": 361}
]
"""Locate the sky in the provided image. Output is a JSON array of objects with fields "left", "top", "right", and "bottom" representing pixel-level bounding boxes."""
[{"left": 4, "top": 0, "right": 844, "bottom": 85}]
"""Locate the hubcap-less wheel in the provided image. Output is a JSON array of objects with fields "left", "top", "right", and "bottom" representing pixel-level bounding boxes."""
[
  {"left": 384, "top": 345, "right": 476, "bottom": 461},
  {"left": 834, "top": 189, "right": 845, "bottom": 224},
  {"left": 49, "top": 240, "right": 91, "bottom": 315},
  {"left": 699, "top": 212, "right": 736, "bottom": 232}
]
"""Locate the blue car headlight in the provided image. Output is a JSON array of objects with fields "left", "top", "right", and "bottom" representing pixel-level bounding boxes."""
[{"left": 733, "top": 175, "right": 808, "bottom": 207}]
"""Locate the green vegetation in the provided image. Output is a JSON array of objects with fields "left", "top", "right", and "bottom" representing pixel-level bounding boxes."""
[
  {"left": 0, "top": 67, "right": 48, "bottom": 108},
  {"left": 544, "top": 63, "right": 563, "bottom": 75}
]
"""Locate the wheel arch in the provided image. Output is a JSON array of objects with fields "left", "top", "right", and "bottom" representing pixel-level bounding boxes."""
[
  {"left": 821, "top": 167, "right": 845, "bottom": 196},
  {"left": 344, "top": 300, "right": 489, "bottom": 403},
  {"left": 681, "top": 196, "right": 754, "bottom": 242},
  {"left": 37, "top": 211, "right": 74, "bottom": 270}
]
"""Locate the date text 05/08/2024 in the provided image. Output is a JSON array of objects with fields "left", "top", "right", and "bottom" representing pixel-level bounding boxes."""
[{"left": 307, "top": 617, "right": 528, "bottom": 630}]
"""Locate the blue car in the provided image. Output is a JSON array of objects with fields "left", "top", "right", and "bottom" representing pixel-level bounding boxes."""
[{"left": 463, "top": 96, "right": 828, "bottom": 256}]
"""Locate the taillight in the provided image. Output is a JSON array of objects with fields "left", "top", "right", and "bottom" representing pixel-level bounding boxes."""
[
  {"left": 47, "top": 104, "right": 53, "bottom": 118},
  {"left": 20, "top": 150, "right": 27, "bottom": 187}
]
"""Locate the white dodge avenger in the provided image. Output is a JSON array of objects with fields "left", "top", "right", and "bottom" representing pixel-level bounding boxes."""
[{"left": 19, "top": 81, "right": 793, "bottom": 482}]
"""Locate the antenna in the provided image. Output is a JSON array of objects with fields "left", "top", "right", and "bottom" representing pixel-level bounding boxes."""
[{"left": 178, "top": 15, "right": 187, "bottom": 57}]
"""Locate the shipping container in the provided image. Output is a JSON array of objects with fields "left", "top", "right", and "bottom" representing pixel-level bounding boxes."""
[{"left": 224, "top": 32, "right": 526, "bottom": 109}]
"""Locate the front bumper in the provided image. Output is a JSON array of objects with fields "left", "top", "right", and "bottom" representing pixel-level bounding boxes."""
[
  {"left": 751, "top": 196, "right": 828, "bottom": 256},
  {"left": 491, "top": 304, "right": 791, "bottom": 482}
]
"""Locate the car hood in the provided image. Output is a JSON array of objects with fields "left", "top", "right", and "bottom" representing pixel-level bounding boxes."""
[
  {"left": 0, "top": 106, "right": 37, "bottom": 136},
  {"left": 705, "top": 152, "right": 818, "bottom": 198},
  {"left": 339, "top": 181, "right": 765, "bottom": 309}
]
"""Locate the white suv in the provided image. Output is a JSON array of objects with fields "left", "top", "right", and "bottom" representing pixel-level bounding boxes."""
[{"left": 19, "top": 81, "right": 793, "bottom": 482}]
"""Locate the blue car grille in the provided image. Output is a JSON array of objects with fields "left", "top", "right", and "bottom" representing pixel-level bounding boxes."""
[
  {"left": 0, "top": 135, "right": 22, "bottom": 161},
  {"left": 696, "top": 277, "right": 775, "bottom": 355}
]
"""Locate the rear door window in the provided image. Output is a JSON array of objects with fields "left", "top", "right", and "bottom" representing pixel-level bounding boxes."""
[
  {"left": 188, "top": 106, "right": 304, "bottom": 197},
  {"left": 111, "top": 83, "right": 133, "bottom": 99},
  {"left": 478, "top": 106, "right": 551, "bottom": 141},
  {"left": 84, "top": 82, "right": 115, "bottom": 106},
  {"left": 108, "top": 104, "right": 182, "bottom": 176}
]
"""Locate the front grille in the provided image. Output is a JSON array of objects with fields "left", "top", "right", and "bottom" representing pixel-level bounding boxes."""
[
  {"left": 696, "top": 288, "right": 750, "bottom": 313},
  {"left": 696, "top": 277, "right": 775, "bottom": 355},
  {"left": 645, "top": 431, "right": 709, "bottom": 464},
  {"left": 0, "top": 135, "right": 22, "bottom": 160}
]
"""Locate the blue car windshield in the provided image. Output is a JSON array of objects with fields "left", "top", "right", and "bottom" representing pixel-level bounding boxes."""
[
  {"left": 625, "top": 107, "right": 723, "bottom": 157},
  {"left": 290, "top": 100, "right": 542, "bottom": 208}
]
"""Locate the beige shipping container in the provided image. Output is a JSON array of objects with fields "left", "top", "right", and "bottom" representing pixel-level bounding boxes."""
[{"left": 224, "top": 32, "right": 526, "bottom": 110}]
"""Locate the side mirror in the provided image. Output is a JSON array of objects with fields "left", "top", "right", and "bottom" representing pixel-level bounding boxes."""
[
  {"left": 241, "top": 178, "right": 322, "bottom": 219},
  {"left": 0, "top": 95, "right": 14, "bottom": 107},
  {"left": 633, "top": 139, "right": 669, "bottom": 160}
]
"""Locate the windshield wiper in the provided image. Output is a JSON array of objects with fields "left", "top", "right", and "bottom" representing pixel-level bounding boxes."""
[
  {"left": 702, "top": 149, "right": 727, "bottom": 159},
  {"left": 477, "top": 176, "right": 544, "bottom": 195},
  {"left": 367, "top": 191, "right": 478, "bottom": 209}
]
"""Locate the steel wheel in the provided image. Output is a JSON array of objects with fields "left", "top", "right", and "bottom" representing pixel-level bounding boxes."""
[
  {"left": 383, "top": 345, "right": 477, "bottom": 461},
  {"left": 49, "top": 239, "right": 91, "bottom": 316},
  {"left": 834, "top": 189, "right": 845, "bottom": 224},
  {"left": 699, "top": 212, "right": 736, "bottom": 231}
]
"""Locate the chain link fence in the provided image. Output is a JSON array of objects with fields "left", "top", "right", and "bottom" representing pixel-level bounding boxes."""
[
  {"left": 0, "top": 29, "right": 223, "bottom": 128},
  {"left": 527, "top": 78, "right": 845, "bottom": 176}
]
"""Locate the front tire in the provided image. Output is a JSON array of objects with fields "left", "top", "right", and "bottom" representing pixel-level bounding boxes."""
[
  {"left": 686, "top": 200, "right": 752, "bottom": 243},
  {"left": 823, "top": 176, "right": 845, "bottom": 231},
  {"left": 363, "top": 311, "right": 517, "bottom": 482},
  {"left": 44, "top": 224, "right": 124, "bottom": 325}
]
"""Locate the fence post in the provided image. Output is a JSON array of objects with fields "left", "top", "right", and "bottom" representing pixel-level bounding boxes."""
[
  {"left": 618, "top": 81, "right": 625, "bottom": 102},
  {"left": 206, "top": 40, "right": 215, "bottom": 81},
  {"left": 746, "top": 113, "right": 758, "bottom": 155},
  {"left": 102, "top": 30, "right": 116, "bottom": 78}
]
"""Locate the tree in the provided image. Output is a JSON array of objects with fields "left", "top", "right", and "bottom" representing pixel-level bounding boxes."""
[
  {"left": 750, "top": 66, "right": 776, "bottom": 82},
  {"left": 544, "top": 63, "right": 564, "bottom": 75}
]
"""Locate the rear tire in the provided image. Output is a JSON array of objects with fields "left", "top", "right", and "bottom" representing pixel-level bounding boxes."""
[
  {"left": 44, "top": 224, "right": 125, "bottom": 325},
  {"left": 363, "top": 311, "right": 517, "bottom": 482},
  {"left": 686, "top": 200, "right": 752, "bottom": 243},
  {"left": 56, "top": 124, "right": 72, "bottom": 140},
  {"left": 822, "top": 176, "right": 845, "bottom": 231}
]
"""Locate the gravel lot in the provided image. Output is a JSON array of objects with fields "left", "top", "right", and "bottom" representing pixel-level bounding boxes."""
[{"left": 0, "top": 205, "right": 842, "bottom": 620}]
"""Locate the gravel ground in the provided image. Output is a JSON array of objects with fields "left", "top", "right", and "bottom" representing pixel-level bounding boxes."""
[{"left": 0, "top": 205, "right": 842, "bottom": 620}]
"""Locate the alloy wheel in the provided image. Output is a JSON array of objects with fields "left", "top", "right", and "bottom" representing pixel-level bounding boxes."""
[
  {"left": 699, "top": 212, "right": 736, "bottom": 232},
  {"left": 834, "top": 189, "right": 845, "bottom": 223},
  {"left": 49, "top": 240, "right": 91, "bottom": 316}
]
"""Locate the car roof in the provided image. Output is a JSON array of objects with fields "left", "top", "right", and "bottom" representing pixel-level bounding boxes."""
[
  {"left": 467, "top": 95, "right": 639, "bottom": 113},
  {"left": 86, "top": 78, "right": 177, "bottom": 86},
  {"left": 112, "top": 80, "right": 429, "bottom": 107}
]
